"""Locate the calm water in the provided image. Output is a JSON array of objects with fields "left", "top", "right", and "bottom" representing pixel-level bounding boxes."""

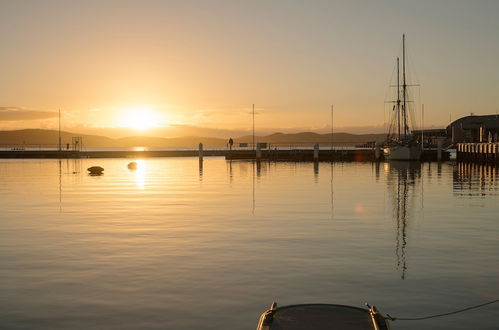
[{"left": 1, "top": 158, "right": 498, "bottom": 329}]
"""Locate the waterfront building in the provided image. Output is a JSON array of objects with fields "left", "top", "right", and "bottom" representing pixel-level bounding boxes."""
[{"left": 447, "top": 114, "right": 499, "bottom": 143}]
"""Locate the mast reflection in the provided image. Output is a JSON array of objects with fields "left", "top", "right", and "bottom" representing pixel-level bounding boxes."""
[
  {"left": 252, "top": 160, "right": 256, "bottom": 215},
  {"left": 386, "top": 161, "right": 421, "bottom": 280},
  {"left": 330, "top": 162, "right": 334, "bottom": 220}
]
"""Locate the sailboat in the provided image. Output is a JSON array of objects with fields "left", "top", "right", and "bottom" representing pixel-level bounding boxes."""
[{"left": 383, "top": 35, "right": 422, "bottom": 161}]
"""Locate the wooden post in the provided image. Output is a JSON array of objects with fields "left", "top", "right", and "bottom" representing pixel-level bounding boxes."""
[
  {"left": 256, "top": 143, "right": 261, "bottom": 161},
  {"left": 314, "top": 143, "right": 319, "bottom": 162},
  {"left": 437, "top": 140, "right": 443, "bottom": 162},
  {"left": 374, "top": 141, "right": 381, "bottom": 160},
  {"left": 198, "top": 143, "right": 203, "bottom": 160}
]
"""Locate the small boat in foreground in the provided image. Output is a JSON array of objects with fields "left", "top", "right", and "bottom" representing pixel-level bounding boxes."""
[{"left": 256, "top": 302, "right": 391, "bottom": 330}]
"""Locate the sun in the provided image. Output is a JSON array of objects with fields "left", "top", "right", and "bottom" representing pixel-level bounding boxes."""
[{"left": 120, "top": 107, "right": 162, "bottom": 130}]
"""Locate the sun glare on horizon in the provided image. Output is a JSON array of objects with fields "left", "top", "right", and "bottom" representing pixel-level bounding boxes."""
[{"left": 120, "top": 107, "right": 164, "bottom": 130}]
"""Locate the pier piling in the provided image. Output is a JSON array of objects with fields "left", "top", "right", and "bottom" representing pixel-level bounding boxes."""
[
  {"left": 256, "top": 144, "right": 261, "bottom": 161},
  {"left": 374, "top": 142, "right": 381, "bottom": 160},
  {"left": 198, "top": 143, "right": 203, "bottom": 160},
  {"left": 437, "top": 140, "right": 443, "bottom": 162},
  {"left": 314, "top": 143, "right": 319, "bottom": 162}
]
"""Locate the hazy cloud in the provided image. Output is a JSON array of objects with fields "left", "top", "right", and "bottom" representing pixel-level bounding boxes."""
[{"left": 0, "top": 107, "right": 58, "bottom": 121}]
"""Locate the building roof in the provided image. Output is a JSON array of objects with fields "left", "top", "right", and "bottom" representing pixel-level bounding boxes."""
[{"left": 447, "top": 114, "right": 499, "bottom": 130}]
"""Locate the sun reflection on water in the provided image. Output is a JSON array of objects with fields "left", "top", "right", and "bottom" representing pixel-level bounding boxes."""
[{"left": 133, "top": 160, "right": 147, "bottom": 189}]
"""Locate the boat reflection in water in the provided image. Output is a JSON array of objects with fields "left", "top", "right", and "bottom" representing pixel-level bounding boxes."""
[{"left": 385, "top": 161, "right": 421, "bottom": 280}]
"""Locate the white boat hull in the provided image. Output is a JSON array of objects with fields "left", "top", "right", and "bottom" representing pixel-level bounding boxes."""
[{"left": 384, "top": 144, "right": 422, "bottom": 160}]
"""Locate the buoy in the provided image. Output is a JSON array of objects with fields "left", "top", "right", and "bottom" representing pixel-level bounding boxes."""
[
  {"left": 127, "top": 162, "right": 138, "bottom": 170},
  {"left": 87, "top": 166, "right": 104, "bottom": 175}
]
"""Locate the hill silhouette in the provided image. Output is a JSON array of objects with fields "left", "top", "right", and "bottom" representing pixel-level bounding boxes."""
[
  {"left": 0, "top": 129, "right": 386, "bottom": 148},
  {"left": 235, "top": 131, "right": 386, "bottom": 146}
]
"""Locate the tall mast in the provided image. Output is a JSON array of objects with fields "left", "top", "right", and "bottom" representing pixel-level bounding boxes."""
[
  {"left": 421, "top": 104, "right": 425, "bottom": 151},
  {"left": 58, "top": 109, "right": 61, "bottom": 152},
  {"left": 330, "top": 104, "right": 334, "bottom": 150},
  {"left": 397, "top": 57, "right": 401, "bottom": 140},
  {"left": 402, "top": 34, "right": 407, "bottom": 139},
  {"left": 252, "top": 104, "right": 255, "bottom": 150}
]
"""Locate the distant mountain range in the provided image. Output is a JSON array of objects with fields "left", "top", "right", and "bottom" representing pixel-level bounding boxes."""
[
  {"left": 0, "top": 129, "right": 387, "bottom": 148},
  {"left": 234, "top": 132, "right": 386, "bottom": 146}
]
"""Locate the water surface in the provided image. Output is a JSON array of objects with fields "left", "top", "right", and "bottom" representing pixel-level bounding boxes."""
[{"left": 1, "top": 158, "right": 498, "bottom": 329}]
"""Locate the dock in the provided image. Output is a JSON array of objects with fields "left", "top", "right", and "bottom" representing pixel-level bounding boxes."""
[
  {"left": 226, "top": 149, "right": 449, "bottom": 161},
  {"left": 0, "top": 148, "right": 450, "bottom": 161},
  {"left": 0, "top": 149, "right": 226, "bottom": 159},
  {"left": 456, "top": 143, "right": 499, "bottom": 164}
]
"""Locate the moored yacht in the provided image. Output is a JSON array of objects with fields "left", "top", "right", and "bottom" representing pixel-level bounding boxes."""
[{"left": 384, "top": 34, "right": 422, "bottom": 161}]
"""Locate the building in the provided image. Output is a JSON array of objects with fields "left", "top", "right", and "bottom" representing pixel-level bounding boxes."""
[
  {"left": 446, "top": 114, "right": 499, "bottom": 143},
  {"left": 412, "top": 128, "right": 447, "bottom": 147}
]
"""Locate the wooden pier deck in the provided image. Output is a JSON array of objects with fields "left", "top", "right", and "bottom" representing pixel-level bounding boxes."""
[{"left": 456, "top": 143, "right": 499, "bottom": 164}]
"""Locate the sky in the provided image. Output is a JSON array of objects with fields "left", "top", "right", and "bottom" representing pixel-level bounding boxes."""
[{"left": 0, "top": 0, "right": 498, "bottom": 137}]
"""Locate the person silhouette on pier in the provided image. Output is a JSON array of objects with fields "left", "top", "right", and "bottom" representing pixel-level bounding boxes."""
[{"left": 228, "top": 138, "right": 234, "bottom": 150}]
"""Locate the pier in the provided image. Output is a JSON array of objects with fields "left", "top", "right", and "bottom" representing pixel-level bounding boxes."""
[
  {"left": 456, "top": 143, "right": 499, "bottom": 164},
  {"left": 0, "top": 149, "right": 226, "bottom": 159},
  {"left": 226, "top": 148, "right": 448, "bottom": 161},
  {"left": 0, "top": 147, "right": 450, "bottom": 161}
]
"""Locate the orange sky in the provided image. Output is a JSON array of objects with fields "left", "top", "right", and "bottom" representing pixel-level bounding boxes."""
[{"left": 0, "top": 1, "right": 498, "bottom": 137}]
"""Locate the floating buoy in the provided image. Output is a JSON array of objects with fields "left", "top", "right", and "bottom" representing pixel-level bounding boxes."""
[
  {"left": 87, "top": 166, "right": 104, "bottom": 175},
  {"left": 127, "top": 162, "right": 138, "bottom": 170}
]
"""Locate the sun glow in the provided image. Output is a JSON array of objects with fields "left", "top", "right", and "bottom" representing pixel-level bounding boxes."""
[{"left": 120, "top": 107, "right": 163, "bottom": 130}]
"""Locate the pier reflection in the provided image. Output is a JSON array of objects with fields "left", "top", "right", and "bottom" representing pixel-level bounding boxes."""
[
  {"left": 199, "top": 158, "right": 203, "bottom": 182},
  {"left": 385, "top": 161, "right": 421, "bottom": 280},
  {"left": 58, "top": 159, "right": 83, "bottom": 212},
  {"left": 314, "top": 162, "right": 319, "bottom": 183},
  {"left": 228, "top": 160, "right": 233, "bottom": 184},
  {"left": 453, "top": 163, "right": 499, "bottom": 197}
]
